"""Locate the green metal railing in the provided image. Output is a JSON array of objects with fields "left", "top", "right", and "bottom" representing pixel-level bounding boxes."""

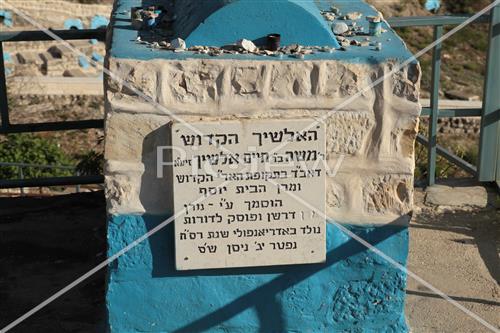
[
  {"left": 0, "top": 161, "right": 82, "bottom": 194},
  {"left": 388, "top": 7, "right": 500, "bottom": 187},
  {"left": 0, "top": 8, "right": 499, "bottom": 189}
]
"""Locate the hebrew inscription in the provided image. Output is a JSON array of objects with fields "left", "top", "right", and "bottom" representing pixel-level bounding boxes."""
[{"left": 172, "top": 119, "right": 326, "bottom": 270}]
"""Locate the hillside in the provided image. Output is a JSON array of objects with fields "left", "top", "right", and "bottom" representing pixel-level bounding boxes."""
[
  {"left": 369, "top": 0, "right": 490, "bottom": 98},
  {"left": 1, "top": 0, "right": 493, "bottom": 185}
]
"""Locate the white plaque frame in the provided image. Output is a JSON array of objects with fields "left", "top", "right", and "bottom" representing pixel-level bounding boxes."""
[{"left": 172, "top": 118, "right": 326, "bottom": 270}]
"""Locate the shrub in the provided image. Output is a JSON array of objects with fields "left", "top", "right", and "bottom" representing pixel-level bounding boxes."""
[
  {"left": 76, "top": 151, "right": 104, "bottom": 176},
  {"left": 0, "top": 134, "right": 75, "bottom": 179}
]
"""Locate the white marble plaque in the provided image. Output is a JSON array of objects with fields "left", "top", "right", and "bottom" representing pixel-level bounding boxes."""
[{"left": 172, "top": 119, "right": 326, "bottom": 270}]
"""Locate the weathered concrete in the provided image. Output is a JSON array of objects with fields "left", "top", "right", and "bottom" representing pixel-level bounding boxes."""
[{"left": 425, "top": 184, "right": 488, "bottom": 208}]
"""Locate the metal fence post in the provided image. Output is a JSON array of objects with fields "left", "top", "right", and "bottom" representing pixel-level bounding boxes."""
[
  {"left": 76, "top": 170, "right": 81, "bottom": 193},
  {"left": 478, "top": 3, "right": 500, "bottom": 183},
  {"left": 0, "top": 42, "right": 10, "bottom": 130},
  {"left": 18, "top": 166, "right": 25, "bottom": 196},
  {"left": 427, "top": 25, "right": 443, "bottom": 186}
]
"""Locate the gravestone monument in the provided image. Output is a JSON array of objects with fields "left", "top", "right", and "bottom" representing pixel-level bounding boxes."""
[{"left": 104, "top": 0, "right": 421, "bottom": 332}]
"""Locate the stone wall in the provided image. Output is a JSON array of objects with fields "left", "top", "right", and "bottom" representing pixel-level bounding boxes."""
[{"left": 105, "top": 58, "right": 421, "bottom": 226}]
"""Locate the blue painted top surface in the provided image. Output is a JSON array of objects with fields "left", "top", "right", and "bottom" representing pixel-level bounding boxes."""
[
  {"left": 176, "top": 0, "right": 339, "bottom": 47},
  {"left": 109, "top": 0, "right": 415, "bottom": 64}
]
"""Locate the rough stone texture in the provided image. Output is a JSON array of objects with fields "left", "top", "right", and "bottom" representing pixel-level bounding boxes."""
[
  {"left": 104, "top": 2, "right": 421, "bottom": 329},
  {"left": 425, "top": 185, "right": 488, "bottom": 208},
  {"left": 231, "top": 66, "right": 266, "bottom": 96},
  {"left": 325, "top": 111, "right": 375, "bottom": 155},
  {"left": 364, "top": 174, "right": 413, "bottom": 215},
  {"left": 105, "top": 58, "right": 421, "bottom": 225}
]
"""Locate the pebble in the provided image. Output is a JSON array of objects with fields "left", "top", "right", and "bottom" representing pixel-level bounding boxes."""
[
  {"left": 332, "top": 22, "right": 349, "bottom": 35},
  {"left": 346, "top": 12, "right": 362, "bottom": 20},
  {"left": 135, "top": 23, "right": 379, "bottom": 57},
  {"left": 171, "top": 37, "right": 186, "bottom": 50},
  {"left": 236, "top": 39, "right": 257, "bottom": 52},
  {"left": 323, "top": 12, "right": 336, "bottom": 21},
  {"left": 283, "top": 44, "right": 302, "bottom": 54},
  {"left": 340, "top": 40, "right": 350, "bottom": 47},
  {"left": 209, "top": 49, "right": 223, "bottom": 57}
]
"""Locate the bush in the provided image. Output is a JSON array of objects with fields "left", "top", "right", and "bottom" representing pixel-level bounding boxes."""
[
  {"left": 0, "top": 134, "right": 75, "bottom": 179},
  {"left": 415, "top": 124, "right": 479, "bottom": 183},
  {"left": 76, "top": 151, "right": 104, "bottom": 176},
  {"left": 444, "top": 0, "right": 488, "bottom": 14}
]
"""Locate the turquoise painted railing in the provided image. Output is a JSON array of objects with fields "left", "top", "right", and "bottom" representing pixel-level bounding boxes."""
[
  {"left": 388, "top": 6, "right": 500, "bottom": 187},
  {"left": 0, "top": 8, "right": 499, "bottom": 189}
]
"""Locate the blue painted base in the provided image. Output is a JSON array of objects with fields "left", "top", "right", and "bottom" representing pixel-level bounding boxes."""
[{"left": 107, "top": 215, "right": 409, "bottom": 333}]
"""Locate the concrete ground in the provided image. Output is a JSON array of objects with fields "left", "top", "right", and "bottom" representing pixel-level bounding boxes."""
[
  {"left": 406, "top": 186, "right": 500, "bottom": 333},
  {"left": 0, "top": 189, "right": 498, "bottom": 332}
]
